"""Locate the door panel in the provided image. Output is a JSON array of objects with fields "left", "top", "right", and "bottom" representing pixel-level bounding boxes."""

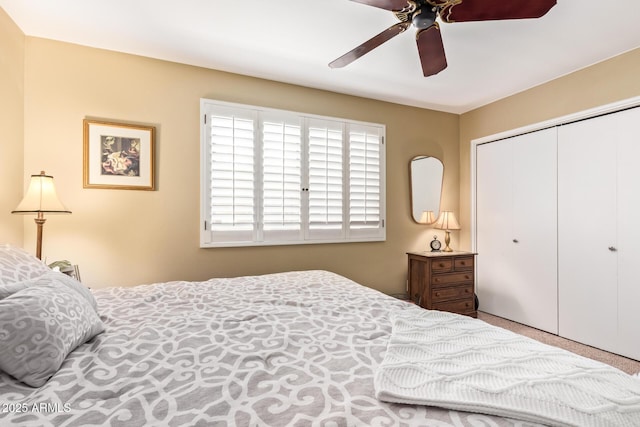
[
  {"left": 511, "top": 128, "right": 558, "bottom": 333},
  {"left": 476, "top": 139, "right": 513, "bottom": 319},
  {"left": 476, "top": 129, "right": 557, "bottom": 332},
  {"left": 558, "top": 115, "right": 617, "bottom": 351},
  {"left": 616, "top": 107, "right": 640, "bottom": 360}
]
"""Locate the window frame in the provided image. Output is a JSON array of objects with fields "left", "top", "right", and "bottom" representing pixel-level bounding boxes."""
[{"left": 200, "top": 99, "right": 386, "bottom": 248}]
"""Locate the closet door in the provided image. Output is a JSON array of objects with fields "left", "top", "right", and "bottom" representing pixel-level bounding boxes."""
[
  {"left": 476, "top": 128, "right": 557, "bottom": 333},
  {"left": 558, "top": 114, "right": 617, "bottom": 351},
  {"left": 476, "top": 138, "right": 513, "bottom": 320},
  {"left": 616, "top": 107, "right": 640, "bottom": 360},
  {"left": 511, "top": 128, "right": 558, "bottom": 333}
]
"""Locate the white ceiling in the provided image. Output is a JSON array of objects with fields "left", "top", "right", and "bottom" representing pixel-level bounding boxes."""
[{"left": 2, "top": 0, "right": 640, "bottom": 114}]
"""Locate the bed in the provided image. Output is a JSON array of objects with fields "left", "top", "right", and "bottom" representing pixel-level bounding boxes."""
[{"left": 1, "top": 244, "right": 639, "bottom": 427}]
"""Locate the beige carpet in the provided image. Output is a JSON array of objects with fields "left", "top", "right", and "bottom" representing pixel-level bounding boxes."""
[{"left": 477, "top": 311, "right": 640, "bottom": 375}]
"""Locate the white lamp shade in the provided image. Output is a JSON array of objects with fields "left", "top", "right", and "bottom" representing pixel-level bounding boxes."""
[
  {"left": 419, "top": 210, "right": 436, "bottom": 224},
  {"left": 433, "top": 211, "right": 460, "bottom": 231},
  {"left": 12, "top": 172, "right": 71, "bottom": 214}
]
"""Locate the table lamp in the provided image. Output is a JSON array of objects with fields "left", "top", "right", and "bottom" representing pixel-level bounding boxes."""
[
  {"left": 12, "top": 171, "right": 71, "bottom": 259},
  {"left": 433, "top": 211, "right": 460, "bottom": 252}
]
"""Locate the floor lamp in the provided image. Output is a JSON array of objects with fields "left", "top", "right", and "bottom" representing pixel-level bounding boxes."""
[{"left": 12, "top": 171, "right": 71, "bottom": 259}]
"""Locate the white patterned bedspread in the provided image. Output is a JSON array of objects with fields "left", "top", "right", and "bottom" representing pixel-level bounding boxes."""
[
  {"left": 1, "top": 270, "right": 547, "bottom": 426},
  {"left": 375, "top": 310, "right": 640, "bottom": 427}
]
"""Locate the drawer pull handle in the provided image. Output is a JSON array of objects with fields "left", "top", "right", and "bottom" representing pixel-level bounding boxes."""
[
  {"left": 460, "top": 261, "right": 466, "bottom": 265},
  {"left": 435, "top": 292, "right": 440, "bottom": 297},
  {"left": 609, "top": 246, "right": 617, "bottom": 252},
  {"left": 439, "top": 263, "right": 445, "bottom": 267},
  {"left": 465, "top": 303, "right": 470, "bottom": 307},
  {"left": 465, "top": 275, "right": 470, "bottom": 279},
  {"left": 465, "top": 289, "right": 470, "bottom": 293},
  {"left": 513, "top": 239, "right": 519, "bottom": 243}
]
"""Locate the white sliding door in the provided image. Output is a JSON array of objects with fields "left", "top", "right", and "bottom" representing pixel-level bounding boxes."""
[
  {"left": 511, "top": 128, "right": 558, "bottom": 333},
  {"left": 477, "top": 138, "right": 513, "bottom": 320},
  {"left": 615, "top": 107, "right": 640, "bottom": 360},
  {"left": 558, "top": 114, "right": 617, "bottom": 351},
  {"left": 476, "top": 128, "right": 558, "bottom": 333}
]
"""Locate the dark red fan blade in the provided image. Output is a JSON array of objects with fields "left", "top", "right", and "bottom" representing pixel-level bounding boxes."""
[
  {"left": 416, "top": 24, "right": 447, "bottom": 76},
  {"left": 440, "top": 0, "right": 556, "bottom": 23},
  {"left": 329, "top": 21, "right": 411, "bottom": 68},
  {"left": 349, "top": 0, "right": 411, "bottom": 11}
]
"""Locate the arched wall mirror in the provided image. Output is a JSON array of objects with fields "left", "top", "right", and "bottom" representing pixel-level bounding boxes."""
[{"left": 410, "top": 156, "right": 444, "bottom": 224}]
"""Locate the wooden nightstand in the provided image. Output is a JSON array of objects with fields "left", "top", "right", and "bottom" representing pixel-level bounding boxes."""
[{"left": 407, "top": 251, "right": 477, "bottom": 318}]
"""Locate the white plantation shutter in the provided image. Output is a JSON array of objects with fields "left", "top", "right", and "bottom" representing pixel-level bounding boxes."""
[
  {"left": 307, "top": 119, "right": 344, "bottom": 239},
  {"left": 206, "top": 107, "right": 256, "bottom": 243},
  {"left": 349, "top": 124, "right": 383, "bottom": 238},
  {"left": 201, "top": 99, "right": 385, "bottom": 247},
  {"left": 261, "top": 115, "right": 303, "bottom": 241}
]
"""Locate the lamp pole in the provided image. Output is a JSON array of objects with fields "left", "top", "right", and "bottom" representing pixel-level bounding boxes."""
[{"left": 34, "top": 212, "right": 46, "bottom": 260}]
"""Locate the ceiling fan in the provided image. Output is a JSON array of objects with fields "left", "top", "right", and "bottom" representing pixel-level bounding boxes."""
[{"left": 329, "top": 0, "right": 557, "bottom": 77}]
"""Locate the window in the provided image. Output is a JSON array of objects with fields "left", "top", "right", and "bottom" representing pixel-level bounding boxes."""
[{"left": 200, "top": 99, "right": 385, "bottom": 247}]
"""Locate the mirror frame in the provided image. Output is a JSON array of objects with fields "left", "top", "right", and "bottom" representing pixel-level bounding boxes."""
[{"left": 410, "top": 156, "right": 444, "bottom": 224}]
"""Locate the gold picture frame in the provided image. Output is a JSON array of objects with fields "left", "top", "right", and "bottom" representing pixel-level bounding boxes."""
[{"left": 83, "top": 119, "right": 155, "bottom": 190}]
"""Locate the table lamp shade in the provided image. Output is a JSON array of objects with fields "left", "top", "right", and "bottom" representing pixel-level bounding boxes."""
[
  {"left": 12, "top": 172, "right": 71, "bottom": 214},
  {"left": 12, "top": 171, "right": 70, "bottom": 259},
  {"left": 433, "top": 211, "right": 460, "bottom": 231}
]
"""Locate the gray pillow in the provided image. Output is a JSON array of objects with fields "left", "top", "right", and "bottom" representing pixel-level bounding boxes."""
[
  {"left": 49, "top": 270, "right": 99, "bottom": 313},
  {"left": 0, "top": 281, "right": 29, "bottom": 300},
  {"left": 0, "top": 260, "right": 98, "bottom": 313},
  {"left": 0, "top": 280, "right": 104, "bottom": 387},
  {"left": 0, "top": 244, "right": 50, "bottom": 286},
  {"left": 0, "top": 270, "right": 98, "bottom": 314}
]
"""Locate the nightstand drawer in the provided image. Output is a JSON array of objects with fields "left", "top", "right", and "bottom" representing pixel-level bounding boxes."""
[
  {"left": 433, "top": 298, "right": 475, "bottom": 314},
  {"left": 454, "top": 257, "right": 474, "bottom": 271},
  {"left": 432, "top": 284, "right": 473, "bottom": 302},
  {"left": 431, "top": 259, "right": 453, "bottom": 272},
  {"left": 431, "top": 271, "right": 473, "bottom": 287}
]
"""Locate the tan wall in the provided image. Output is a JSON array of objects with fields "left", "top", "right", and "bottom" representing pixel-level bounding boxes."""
[
  {"left": 22, "top": 37, "right": 460, "bottom": 291},
  {"left": 0, "top": 8, "right": 24, "bottom": 245},
  {"left": 459, "top": 48, "right": 640, "bottom": 248}
]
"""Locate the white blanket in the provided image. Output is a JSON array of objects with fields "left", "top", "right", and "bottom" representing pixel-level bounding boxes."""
[{"left": 375, "top": 310, "right": 640, "bottom": 427}]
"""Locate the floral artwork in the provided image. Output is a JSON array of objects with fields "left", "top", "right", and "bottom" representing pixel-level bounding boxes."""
[
  {"left": 101, "top": 136, "right": 141, "bottom": 176},
  {"left": 83, "top": 119, "right": 155, "bottom": 190}
]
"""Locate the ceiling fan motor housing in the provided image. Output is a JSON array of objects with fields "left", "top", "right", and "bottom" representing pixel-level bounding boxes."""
[{"left": 412, "top": 7, "right": 437, "bottom": 28}]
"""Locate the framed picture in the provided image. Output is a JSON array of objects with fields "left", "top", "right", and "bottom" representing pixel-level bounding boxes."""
[{"left": 83, "top": 119, "right": 155, "bottom": 190}]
